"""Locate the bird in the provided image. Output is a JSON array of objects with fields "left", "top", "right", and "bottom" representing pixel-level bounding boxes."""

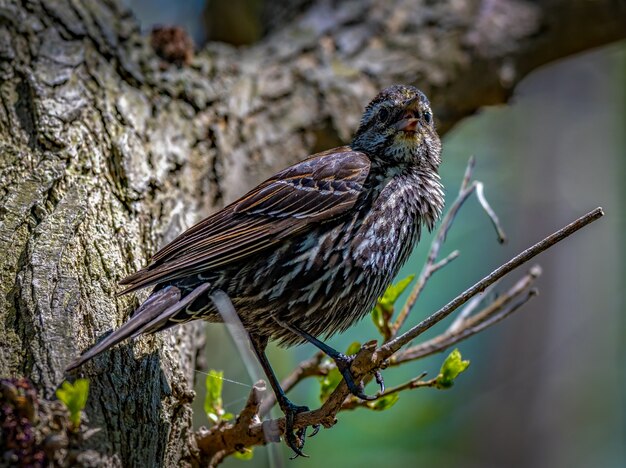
[{"left": 66, "top": 84, "right": 444, "bottom": 456}]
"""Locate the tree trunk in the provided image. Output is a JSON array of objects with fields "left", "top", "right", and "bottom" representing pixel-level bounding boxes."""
[{"left": 0, "top": 0, "right": 624, "bottom": 465}]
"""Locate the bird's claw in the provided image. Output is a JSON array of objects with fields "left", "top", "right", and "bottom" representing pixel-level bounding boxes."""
[
  {"left": 374, "top": 370, "right": 385, "bottom": 394},
  {"left": 282, "top": 401, "right": 311, "bottom": 458},
  {"left": 289, "top": 422, "right": 321, "bottom": 457},
  {"left": 333, "top": 353, "right": 385, "bottom": 401},
  {"left": 309, "top": 423, "right": 321, "bottom": 438}
]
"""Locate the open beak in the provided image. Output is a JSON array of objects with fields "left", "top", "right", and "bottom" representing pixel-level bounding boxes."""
[
  {"left": 395, "top": 97, "right": 422, "bottom": 133},
  {"left": 394, "top": 117, "right": 419, "bottom": 133}
]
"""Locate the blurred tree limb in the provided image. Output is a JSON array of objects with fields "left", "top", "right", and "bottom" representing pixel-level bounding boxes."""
[{"left": 0, "top": 0, "right": 621, "bottom": 465}]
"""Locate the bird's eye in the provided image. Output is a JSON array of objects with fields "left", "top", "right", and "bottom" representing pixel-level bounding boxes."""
[
  {"left": 378, "top": 108, "right": 390, "bottom": 122},
  {"left": 423, "top": 111, "right": 432, "bottom": 124}
]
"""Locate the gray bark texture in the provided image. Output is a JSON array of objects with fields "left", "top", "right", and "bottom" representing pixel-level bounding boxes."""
[{"left": 0, "top": 0, "right": 624, "bottom": 465}]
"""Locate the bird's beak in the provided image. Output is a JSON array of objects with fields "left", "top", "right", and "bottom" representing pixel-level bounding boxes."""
[
  {"left": 394, "top": 117, "right": 419, "bottom": 133},
  {"left": 395, "top": 97, "right": 422, "bottom": 133}
]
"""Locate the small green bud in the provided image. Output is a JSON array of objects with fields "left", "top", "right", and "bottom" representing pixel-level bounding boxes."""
[
  {"left": 366, "top": 393, "right": 399, "bottom": 411},
  {"left": 371, "top": 275, "right": 415, "bottom": 335},
  {"left": 436, "top": 349, "right": 470, "bottom": 389},
  {"left": 234, "top": 447, "right": 254, "bottom": 460}
]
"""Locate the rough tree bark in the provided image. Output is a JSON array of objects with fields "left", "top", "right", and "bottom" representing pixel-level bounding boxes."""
[{"left": 0, "top": 0, "right": 624, "bottom": 465}]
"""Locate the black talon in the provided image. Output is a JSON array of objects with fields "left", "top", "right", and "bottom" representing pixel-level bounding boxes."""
[
  {"left": 309, "top": 424, "right": 321, "bottom": 438},
  {"left": 374, "top": 370, "right": 385, "bottom": 394},
  {"left": 283, "top": 401, "right": 310, "bottom": 458},
  {"left": 334, "top": 353, "right": 378, "bottom": 401},
  {"left": 291, "top": 430, "right": 307, "bottom": 459}
]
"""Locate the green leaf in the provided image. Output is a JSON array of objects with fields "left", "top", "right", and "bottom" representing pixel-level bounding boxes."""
[
  {"left": 367, "top": 393, "right": 399, "bottom": 411},
  {"left": 204, "top": 369, "right": 226, "bottom": 424},
  {"left": 234, "top": 447, "right": 254, "bottom": 460},
  {"left": 371, "top": 305, "right": 386, "bottom": 335},
  {"left": 318, "top": 345, "right": 362, "bottom": 402},
  {"left": 379, "top": 274, "right": 415, "bottom": 308},
  {"left": 318, "top": 367, "right": 342, "bottom": 402},
  {"left": 345, "top": 341, "right": 361, "bottom": 356},
  {"left": 56, "top": 379, "right": 89, "bottom": 428},
  {"left": 371, "top": 275, "right": 415, "bottom": 336},
  {"left": 436, "top": 349, "right": 470, "bottom": 389}
]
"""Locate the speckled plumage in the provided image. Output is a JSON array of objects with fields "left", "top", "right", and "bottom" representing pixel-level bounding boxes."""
[
  {"left": 176, "top": 163, "right": 444, "bottom": 347},
  {"left": 67, "top": 84, "right": 444, "bottom": 375}
]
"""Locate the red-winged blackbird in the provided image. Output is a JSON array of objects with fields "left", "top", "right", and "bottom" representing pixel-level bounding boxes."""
[{"left": 67, "top": 85, "right": 444, "bottom": 455}]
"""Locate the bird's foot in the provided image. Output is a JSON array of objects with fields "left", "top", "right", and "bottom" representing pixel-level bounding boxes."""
[
  {"left": 333, "top": 353, "right": 385, "bottom": 401},
  {"left": 281, "top": 400, "right": 319, "bottom": 458}
]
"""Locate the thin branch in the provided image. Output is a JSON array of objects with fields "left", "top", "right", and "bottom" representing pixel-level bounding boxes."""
[
  {"left": 447, "top": 279, "right": 501, "bottom": 333},
  {"left": 238, "top": 381, "right": 266, "bottom": 427},
  {"left": 475, "top": 182, "right": 507, "bottom": 244},
  {"left": 393, "top": 267, "right": 541, "bottom": 364},
  {"left": 341, "top": 372, "right": 434, "bottom": 410},
  {"left": 391, "top": 157, "right": 506, "bottom": 336},
  {"left": 432, "top": 250, "right": 460, "bottom": 271},
  {"left": 460, "top": 155, "right": 476, "bottom": 192},
  {"left": 380, "top": 207, "right": 603, "bottom": 359},
  {"left": 391, "top": 166, "right": 474, "bottom": 335},
  {"left": 379, "top": 372, "right": 433, "bottom": 396},
  {"left": 391, "top": 249, "right": 460, "bottom": 337},
  {"left": 461, "top": 266, "right": 541, "bottom": 331},
  {"left": 395, "top": 288, "right": 537, "bottom": 363}
]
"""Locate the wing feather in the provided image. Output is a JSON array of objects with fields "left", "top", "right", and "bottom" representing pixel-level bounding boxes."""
[{"left": 119, "top": 147, "right": 370, "bottom": 294}]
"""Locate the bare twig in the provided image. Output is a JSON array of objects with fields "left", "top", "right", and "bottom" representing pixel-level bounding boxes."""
[
  {"left": 447, "top": 279, "right": 500, "bottom": 333},
  {"left": 238, "top": 381, "right": 266, "bottom": 427},
  {"left": 396, "top": 288, "right": 538, "bottom": 363},
  {"left": 391, "top": 158, "right": 506, "bottom": 335},
  {"left": 341, "top": 372, "right": 434, "bottom": 410},
  {"left": 393, "top": 267, "right": 541, "bottom": 364},
  {"left": 381, "top": 208, "right": 603, "bottom": 359},
  {"left": 475, "top": 182, "right": 507, "bottom": 244},
  {"left": 447, "top": 266, "right": 539, "bottom": 334},
  {"left": 460, "top": 266, "right": 541, "bottom": 331},
  {"left": 460, "top": 155, "right": 476, "bottom": 191},
  {"left": 391, "top": 249, "right": 460, "bottom": 336}
]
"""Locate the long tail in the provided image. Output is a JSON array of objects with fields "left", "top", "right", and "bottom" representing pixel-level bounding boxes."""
[{"left": 65, "top": 283, "right": 211, "bottom": 372}]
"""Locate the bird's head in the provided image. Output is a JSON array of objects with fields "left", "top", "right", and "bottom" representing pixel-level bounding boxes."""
[{"left": 351, "top": 85, "right": 441, "bottom": 172}]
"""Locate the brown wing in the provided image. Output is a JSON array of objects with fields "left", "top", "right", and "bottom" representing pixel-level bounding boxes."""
[{"left": 118, "top": 147, "right": 371, "bottom": 294}]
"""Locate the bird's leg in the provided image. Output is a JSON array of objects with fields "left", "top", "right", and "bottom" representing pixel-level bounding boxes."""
[
  {"left": 248, "top": 334, "right": 313, "bottom": 458},
  {"left": 273, "top": 317, "right": 384, "bottom": 401}
]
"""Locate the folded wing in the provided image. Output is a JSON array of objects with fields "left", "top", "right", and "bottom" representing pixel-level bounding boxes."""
[{"left": 118, "top": 147, "right": 371, "bottom": 294}]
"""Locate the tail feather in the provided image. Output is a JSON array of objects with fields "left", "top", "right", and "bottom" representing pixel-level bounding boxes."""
[
  {"left": 66, "top": 286, "right": 182, "bottom": 372},
  {"left": 130, "top": 283, "right": 212, "bottom": 339}
]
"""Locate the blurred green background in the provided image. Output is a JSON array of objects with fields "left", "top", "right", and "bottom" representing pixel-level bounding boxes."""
[{"left": 128, "top": 1, "right": 625, "bottom": 466}]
